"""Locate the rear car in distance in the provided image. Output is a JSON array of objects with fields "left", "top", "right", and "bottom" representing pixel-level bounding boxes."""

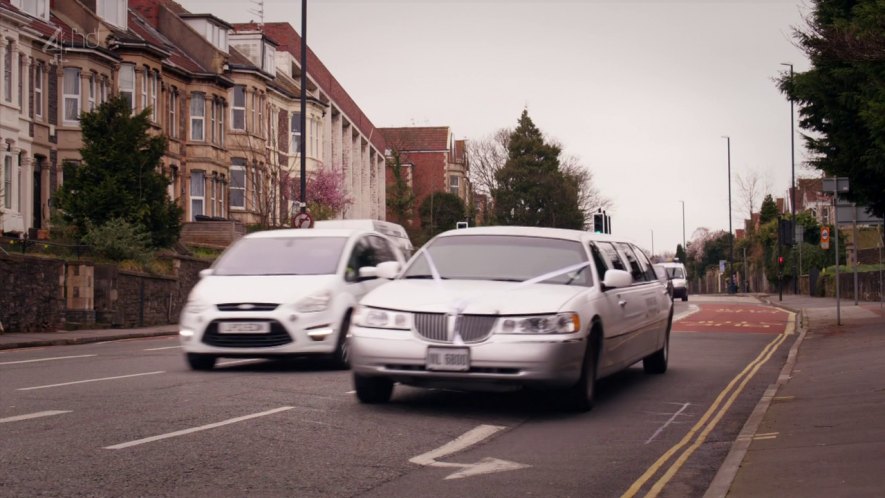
[
  {"left": 179, "top": 228, "right": 404, "bottom": 370},
  {"left": 348, "top": 226, "right": 674, "bottom": 411},
  {"left": 659, "top": 261, "right": 688, "bottom": 301}
]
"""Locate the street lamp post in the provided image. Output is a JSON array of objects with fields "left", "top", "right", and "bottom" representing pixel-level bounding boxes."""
[
  {"left": 299, "top": 0, "right": 308, "bottom": 213},
  {"left": 722, "top": 136, "right": 735, "bottom": 293},
  {"left": 782, "top": 62, "right": 797, "bottom": 294},
  {"left": 679, "top": 200, "right": 686, "bottom": 255}
]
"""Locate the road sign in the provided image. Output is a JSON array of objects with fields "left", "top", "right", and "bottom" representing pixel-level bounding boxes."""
[
  {"left": 820, "top": 226, "right": 830, "bottom": 249},
  {"left": 835, "top": 204, "right": 884, "bottom": 225},
  {"left": 292, "top": 211, "right": 313, "bottom": 228},
  {"left": 821, "top": 177, "right": 850, "bottom": 194},
  {"left": 719, "top": 260, "right": 726, "bottom": 273}
]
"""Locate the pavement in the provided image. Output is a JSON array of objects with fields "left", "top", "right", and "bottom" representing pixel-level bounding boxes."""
[{"left": 1, "top": 294, "right": 884, "bottom": 497}]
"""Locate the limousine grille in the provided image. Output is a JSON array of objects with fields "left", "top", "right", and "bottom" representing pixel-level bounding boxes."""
[{"left": 413, "top": 313, "right": 497, "bottom": 343}]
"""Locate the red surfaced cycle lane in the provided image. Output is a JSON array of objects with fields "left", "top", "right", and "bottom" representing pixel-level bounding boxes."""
[{"left": 674, "top": 303, "right": 792, "bottom": 334}]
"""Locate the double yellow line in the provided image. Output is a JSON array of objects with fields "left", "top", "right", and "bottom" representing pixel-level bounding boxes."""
[{"left": 622, "top": 327, "right": 791, "bottom": 498}]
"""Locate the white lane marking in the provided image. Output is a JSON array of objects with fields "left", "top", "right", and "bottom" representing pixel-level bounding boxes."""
[
  {"left": 674, "top": 305, "right": 701, "bottom": 322},
  {"left": 646, "top": 402, "right": 692, "bottom": 444},
  {"left": 0, "top": 410, "right": 71, "bottom": 424},
  {"left": 17, "top": 371, "right": 165, "bottom": 391},
  {"left": 104, "top": 406, "right": 294, "bottom": 450},
  {"left": 410, "top": 424, "right": 530, "bottom": 480},
  {"left": 0, "top": 354, "right": 97, "bottom": 366},
  {"left": 144, "top": 346, "right": 182, "bottom": 351}
]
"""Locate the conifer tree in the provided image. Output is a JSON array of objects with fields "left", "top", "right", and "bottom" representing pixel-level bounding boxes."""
[
  {"left": 491, "top": 110, "right": 584, "bottom": 229},
  {"left": 55, "top": 96, "right": 182, "bottom": 248}
]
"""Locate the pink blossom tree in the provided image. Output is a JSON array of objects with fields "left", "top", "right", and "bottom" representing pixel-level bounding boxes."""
[{"left": 296, "top": 164, "right": 352, "bottom": 222}]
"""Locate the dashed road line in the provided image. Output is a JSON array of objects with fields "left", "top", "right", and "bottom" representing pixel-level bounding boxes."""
[
  {"left": 0, "top": 410, "right": 71, "bottom": 424},
  {"left": 104, "top": 406, "right": 294, "bottom": 449},
  {"left": 17, "top": 371, "right": 165, "bottom": 391},
  {"left": 0, "top": 354, "right": 97, "bottom": 366}
]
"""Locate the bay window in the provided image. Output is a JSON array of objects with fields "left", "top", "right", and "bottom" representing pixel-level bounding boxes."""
[
  {"left": 190, "top": 93, "right": 205, "bottom": 142},
  {"left": 230, "top": 159, "right": 246, "bottom": 210},
  {"left": 63, "top": 67, "right": 81, "bottom": 124}
]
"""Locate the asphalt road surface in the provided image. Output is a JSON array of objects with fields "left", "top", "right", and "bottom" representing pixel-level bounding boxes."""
[{"left": 0, "top": 296, "right": 795, "bottom": 497}]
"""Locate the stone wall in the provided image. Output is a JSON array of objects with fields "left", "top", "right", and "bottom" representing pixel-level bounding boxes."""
[
  {"left": 0, "top": 254, "right": 66, "bottom": 332},
  {"left": 0, "top": 253, "right": 210, "bottom": 333}
]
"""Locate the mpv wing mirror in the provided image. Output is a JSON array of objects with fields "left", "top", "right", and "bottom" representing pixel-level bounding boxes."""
[
  {"left": 602, "top": 269, "right": 633, "bottom": 289},
  {"left": 375, "top": 261, "right": 402, "bottom": 280}
]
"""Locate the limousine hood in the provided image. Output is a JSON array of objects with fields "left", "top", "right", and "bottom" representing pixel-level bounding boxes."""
[{"left": 361, "top": 279, "right": 586, "bottom": 315}]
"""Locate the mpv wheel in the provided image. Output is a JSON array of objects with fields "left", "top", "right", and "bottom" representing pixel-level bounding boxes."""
[
  {"left": 330, "top": 312, "right": 352, "bottom": 370},
  {"left": 186, "top": 353, "right": 217, "bottom": 371},
  {"left": 354, "top": 374, "right": 393, "bottom": 404}
]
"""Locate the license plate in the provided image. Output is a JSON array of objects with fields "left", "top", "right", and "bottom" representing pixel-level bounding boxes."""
[
  {"left": 426, "top": 347, "right": 470, "bottom": 372},
  {"left": 218, "top": 322, "right": 270, "bottom": 334}
]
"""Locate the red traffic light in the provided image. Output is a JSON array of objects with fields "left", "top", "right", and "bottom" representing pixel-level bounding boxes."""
[{"left": 777, "top": 256, "right": 784, "bottom": 265}]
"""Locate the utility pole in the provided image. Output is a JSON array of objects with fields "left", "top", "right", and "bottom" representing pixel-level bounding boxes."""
[{"left": 782, "top": 63, "right": 798, "bottom": 294}]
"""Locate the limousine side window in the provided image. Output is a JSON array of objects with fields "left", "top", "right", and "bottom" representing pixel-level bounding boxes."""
[
  {"left": 615, "top": 242, "right": 648, "bottom": 283},
  {"left": 630, "top": 243, "right": 659, "bottom": 282},
  {"left": 589, "top": 243, "right": 610, "bottom": 283},
  {"left": 594, "top": 242, "right": 628, "bottom": 274}
]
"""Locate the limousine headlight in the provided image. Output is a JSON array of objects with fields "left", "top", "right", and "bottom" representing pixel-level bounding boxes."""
[
  {"left": 353, "top": 306, "right": 413, "bottom": 330},
  {"left": 494, "top": 312, "right": 580, "bottom": 334}
]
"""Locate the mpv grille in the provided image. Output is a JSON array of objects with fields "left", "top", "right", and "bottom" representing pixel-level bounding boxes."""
[
  {"left": 217, "top": 303, "right": 279, "bottom": 312},
  {"left": 413, "top": 313, "right": 496, "bottom": 343},
  {"left": 202, "top": 320, "right": 292, "bottom": 348}
]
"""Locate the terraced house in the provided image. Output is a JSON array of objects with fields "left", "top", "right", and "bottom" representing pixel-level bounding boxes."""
[{"left": 0, "top": 0, "right": 387, "bottom": 240}]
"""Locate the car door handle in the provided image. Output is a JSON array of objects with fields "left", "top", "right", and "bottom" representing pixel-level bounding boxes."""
[{"left": 618, "top": 300, "right": 627, "bottom": 307}]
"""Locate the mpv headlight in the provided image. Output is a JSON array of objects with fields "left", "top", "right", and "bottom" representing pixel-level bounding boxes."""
[
  {"left": 296, "top": 291, "right": 332, "bottom": 313},
  {"left": 183, "top": 300, "right": 210, "bottom": 315},
  {"left": 494, "top": 312, "right": 580, "bottom": 334},
  {"left": 353, "top": 306, "right": 413, "bottom": 330}
]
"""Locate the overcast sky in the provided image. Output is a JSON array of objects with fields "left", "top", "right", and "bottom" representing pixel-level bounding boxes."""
[{"left": 180, "top": 0, "right": 814, "bottom": 255}]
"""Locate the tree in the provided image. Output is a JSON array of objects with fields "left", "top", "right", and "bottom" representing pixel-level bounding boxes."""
[
  {"left": 54, "top": 96, "right": 182, "bottom": 248},
  {"left": 736, "top": 170, "right": 764, "bottom": 225},
  {"left": 491, "top": 110, "right": 584, "bottom": 229},
  {"left": 466, "top": 128, "right": 510, "bottom": 197},
  {"left": 418, "top": 191, "right": 465, "bottom": 243},
  {"left": 779, "top": 0, "right": 885, "bottom": 219},
  {"left": 300, "top": 164, "right": 352, "bottom": 222},
  {"left": 228, "top": 132, "right": 279, "bottom": 228},
  {"left": 386, "top": 148, "right": 416, "bottom": 226},
  {"left": 675, "top": 244, "right": 687, "bottom": 264},
  {"left": 558, "top": 151, "right": 612, "bottom": 228},
  {"left": 759, "top": 194, "right": 779, "bottom": 225}
]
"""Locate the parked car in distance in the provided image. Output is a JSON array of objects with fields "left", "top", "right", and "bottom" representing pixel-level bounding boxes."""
[
  {"left": 179, "top": 228, "right": 405, "bottom": 371},
  {"left": 314, "top": 219, "right": 414, "bottom": 259},
  {"left": 659, "top": 261, "right": 688, "bottom": 301},
  {"left": 348, "top": 226, "right": 674, "bottom": 411}
]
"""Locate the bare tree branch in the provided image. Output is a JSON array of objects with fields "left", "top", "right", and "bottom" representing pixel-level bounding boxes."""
[{"left": 466, "top": 128, "right": 510, "bottom": 197}]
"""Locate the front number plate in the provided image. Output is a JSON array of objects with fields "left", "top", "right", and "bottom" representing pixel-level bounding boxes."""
[
  {"left": 218, "top": 322, "right": 270, "bottom": 334},
  {"left": 426, "top": 347, "right": 470, "bottom": 372}
]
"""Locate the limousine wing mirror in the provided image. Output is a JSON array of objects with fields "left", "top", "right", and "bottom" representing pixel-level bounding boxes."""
[
  {"left": 602, "top": 269, "right": 633, "bottom": 289},
  {"left": 198, "top": 269, "right": 214, "bottom": 279}
]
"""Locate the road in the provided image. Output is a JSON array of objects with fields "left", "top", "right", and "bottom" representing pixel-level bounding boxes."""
[{"left": 0, "top": 296, "right": 795, "bottom": 497}]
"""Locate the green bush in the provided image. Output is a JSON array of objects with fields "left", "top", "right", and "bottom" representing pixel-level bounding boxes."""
[{"left": 82, "top": 218, "right": 151, "bottom": 262}]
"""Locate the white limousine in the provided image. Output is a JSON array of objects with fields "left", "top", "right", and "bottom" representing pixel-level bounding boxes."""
[{"left": 348, "top": 225, "right": 674, "bottom": 411}]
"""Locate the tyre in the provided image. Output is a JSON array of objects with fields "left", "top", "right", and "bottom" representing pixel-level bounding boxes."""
[
  {"left": 681, "top": 293, "right": 688, "bottom": 302},
  {"left": 643, "top": 310, "right": 672, "bottom": 374},
  {"left": 354, "top": 374, "right": 394, "bottom": 404},
  {"left": 186, "top": 353, "right": 217, "bottom": 371},
  {"left": 330, "top": 312, "right": 352, "bottom": 370},
  {"left": 561, "top": 329, "right": 599, "bottom": 412}
]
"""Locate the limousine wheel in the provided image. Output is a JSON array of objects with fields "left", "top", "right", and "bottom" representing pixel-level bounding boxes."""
[
  {"left": 186, "top": 353, "right": 217, "bottom": 371},
  {"left": 643, "top": 310, "right": 672, "bottom": 374},
  {"left": 562, "top": 328, "right": 600, "bottom": 412},
  {"left": 354, "top": 374, "right": 394, "bottom": 404}
]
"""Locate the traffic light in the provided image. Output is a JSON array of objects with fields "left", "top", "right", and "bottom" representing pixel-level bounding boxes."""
[
  {"left": 777, "top": 255, "right": 785, "bottom": 267},
  {"left": 593, "top": 213, "right": 605, "bottom": 233}
]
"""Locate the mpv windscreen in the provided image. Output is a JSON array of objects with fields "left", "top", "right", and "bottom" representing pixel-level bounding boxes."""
[
  {"left": 402, "top": 235, "right": 591, "bottom": 286},
  {"left": 213, "top": 237, "right": 347, "bottom": 276},
  {"left": 666, "top": 267, "right": 685, "bottom": 279}
]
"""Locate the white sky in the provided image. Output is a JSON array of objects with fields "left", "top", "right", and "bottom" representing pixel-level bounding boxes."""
[{"left": 180, "top": 0, "right": 814, "bottom": 255}]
